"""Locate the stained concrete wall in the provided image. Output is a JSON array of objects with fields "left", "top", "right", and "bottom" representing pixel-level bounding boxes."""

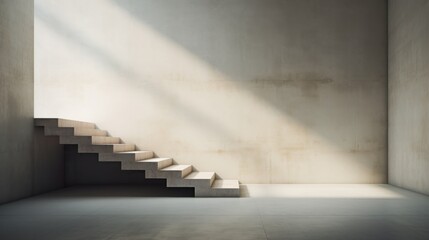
[
  {"left": 35, "top": 0, "right": 387, "bottom": 183},
  {"left": 388, "top": 0, "right": 429, "bottom": 195},
  {"left": 0, "top": 0, "right": 64, "bottom": 204}
]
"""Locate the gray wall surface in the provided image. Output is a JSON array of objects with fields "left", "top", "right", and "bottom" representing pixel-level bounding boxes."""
[
  {"left": 0, "top": 0, "right": 35, "bottom": 204},
  {"left": 35, "top": 0, "right": 387, "bottom": 183},
  {"left": 388, "top": 0, "right": 429, "bottom": 195},
  {"left": 0, "top": 0, "right": 64, "bottom": 204}
]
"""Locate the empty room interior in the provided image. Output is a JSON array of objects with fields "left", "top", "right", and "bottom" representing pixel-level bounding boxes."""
[{"left": 1, "top": 0, "right": 429, "bottom": 239}]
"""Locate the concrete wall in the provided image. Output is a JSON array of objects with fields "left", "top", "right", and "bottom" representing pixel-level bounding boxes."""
[
  {"left": 388, "top": 0, "right": 429, "bottom": 195},
  {"left": 0, "top": 0, "right": 64, "bottom": 204},
  {"left": 0, "top": 0, "right": 34, "bottom": 204},
  {"left": 35, "top": 0, "right": 387, "bottom": 183}
]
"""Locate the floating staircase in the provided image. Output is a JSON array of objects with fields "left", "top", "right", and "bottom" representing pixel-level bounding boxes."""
[{"left": 35, "top": 118, "right": 240, "bottom": 197}]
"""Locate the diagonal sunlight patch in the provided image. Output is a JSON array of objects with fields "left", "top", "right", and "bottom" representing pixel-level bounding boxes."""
[
  {"left": 35, "top": 0, "right": 385, "bottom": 183},
  {"left": 241, "top": 184, "right": 406, "bottom": 199}
]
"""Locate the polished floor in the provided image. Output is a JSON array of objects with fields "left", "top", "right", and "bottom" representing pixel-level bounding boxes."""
[{"left": 0, "top": 184, "right": 428, "bottom": 240}]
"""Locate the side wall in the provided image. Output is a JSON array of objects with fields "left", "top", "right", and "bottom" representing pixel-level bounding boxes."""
[
  {"left": 388, "top": 0, "right": 429, "bottom": 195},
  {"left": 0, "top": 0, "right": 35, "bottom": 203},
  {"left": 35, "top": 0, "right": 388, "bottom": 183},
  {"left": 0, "top": 0, "right": 64, "bottom": 204}
]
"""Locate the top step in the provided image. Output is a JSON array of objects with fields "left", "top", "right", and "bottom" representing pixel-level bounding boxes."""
[{"left": 35, "top": 118, "right": 96, "bottom": 129}]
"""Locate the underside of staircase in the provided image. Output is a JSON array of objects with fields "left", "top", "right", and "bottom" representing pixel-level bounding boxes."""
[{"left": 35, "top": 118, "right": 240, "bottom": 197}]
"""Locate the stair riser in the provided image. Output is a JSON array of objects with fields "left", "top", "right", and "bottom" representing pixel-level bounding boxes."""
[
  {"left": 44, "top": 127, "right": 108, "bottom": 137},
  {"left": 92, "top": 137, "right": 121, "bottom": 145},
  {"left": 78, "top": 144, "right": 135, "bottom": 153},
  {"left": 98, "top": 151, "right": 154, "bottom": 163},
  {"left": 146, "top": 166, "right": 192, "bottom": 179},
  {"left": 121, "top": 161, "right": 148, "bottom": 170},
  {"left": 44, "top": 127, "right": 74, "bottom": 136},
  {"left": 98, "top": 152, "right": 155, "bottom": 162},
  {"left": 35, "top": 119, "right": 95, "bottom": 129},
  {"left": 121, "top": 159, "right": 173, "bottom": 170},
  {"left": 121, "top": 159, "right": 174, "bottom": 171},
  {"left": 167, "top": 178, "right": 214, "bottom": 188},
  {"left": 74, "top": 128, "right": 108, "bottom": 136},
  {"left": 60, "top": 136, "right": 92, "bottom": 144},
  {"left": 134, "top": 151, "right": 155, "bottom": 160},
  {"left": 99, "top": 153, "right": 133, "bottom": 162},
  {"left": 113, "top": 145, "right": 135, "bottom": 152},
  {"left": 194, "top": 188, "right": 240, "bottom": 197},
  {"left": 98, "top": 151, "right": 154, "bottom": 162},
  {"left": 60, "top": 136, "right": 120, "bottom": 145}
]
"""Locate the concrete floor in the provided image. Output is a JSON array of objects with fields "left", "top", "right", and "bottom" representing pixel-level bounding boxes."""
[{"left": 0, "top": 185, "right": 428, "bottom": 240}]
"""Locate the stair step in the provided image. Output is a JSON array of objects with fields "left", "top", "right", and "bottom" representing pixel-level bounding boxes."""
[
  {"left": 185, "top": 172, "right": 215, "bottom": 183},
  {"left": 167, "top": 171, "right": 215, "bottom": 188},
  {"left": 35, "top": 118, "right": 95, "bottom": 129},
  {"left": 122, "top": 151, "right": 155, "bottom": 160},
  {"left": 122, "top": 157, "right": 172, "bottom": 170},
  {"left": 91, "top": 136, "right": 121, "bottom": 144},
  {"left": 194, "top": 180, "right": 240, "bottom": 197},
  {"left": 60, "top": 136, "right": 120, "bottom": 145},
  {"left": 137, "top": 158, "right": 173, "bottom": 169},
  {"left": 78, "top": 144, "right": 135, "bottom": 153},
  {"left": 44, "top": 127, "right": 108, "bottom": 136},
  {"left": 99, "top": 150, "right": 154, "bottom": 162},
  {"left": 160, "top": 164, "right": 192, "bottom": 178},
  {"left": 212, "top": 180, "right": 239, "bottom": 189},
  {"left": 73, "top": 128, "right": 108, "bottom": 136}
]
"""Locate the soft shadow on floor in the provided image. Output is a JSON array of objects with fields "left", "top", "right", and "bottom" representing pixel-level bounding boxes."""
[
  {"left": 48, "top": 185, "right": 195, "bottom": 198},
  {"left": 0, "top": 184, "right": 428, "bottom": 240}
]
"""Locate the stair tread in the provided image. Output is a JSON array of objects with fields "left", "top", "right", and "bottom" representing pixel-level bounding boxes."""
[
  {"left": 65, "top": 135, "right": 114, "bottom": 138},
  {"left": 91, "top": 143, "right": 130, "bottom": 147},
  {"left": 185, "top": 172, "right": 215, "bottom": 180},
  {"left": 91, "top": 143, "right": 132, "bottom": 146},
  {"left": 115, "top": 150, "right": 151, "bottom": 154},
  {"left": 91, "top": 136, "right": 118, "bottom": 139},
  {"left": 73, "top": 127, "right": 104, "bottom": 130},
  {"left": 212, "top": 180, "right": 239, "bottom": 189},
  {"left": 36, "top": 118, "right": 96, "bottom": 128},
  {"left": 73, "top": 128, "right": 107, "bottom": 136},
  {"left": 161, "top": 165, "right": 191, "bottom": 171},
  {"left": 58, "top": 118, "right": 95, "bottom": 125},
  {"left": 137, "top": 157, "right": 171, "bottom": 163}
]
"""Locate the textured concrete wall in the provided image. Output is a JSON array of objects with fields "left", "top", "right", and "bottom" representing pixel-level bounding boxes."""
[
  {"left": 388, "top": 0, "right": 429, "bottom": 195},
  {"left": 0, "top": 0, "right": 64, "bottom": 204},
  {"left": 0, "top": 0, "right": 34, "bottom": 203},
  {"left": 35, "top": 0, "right": 387, "bottom": 183}
]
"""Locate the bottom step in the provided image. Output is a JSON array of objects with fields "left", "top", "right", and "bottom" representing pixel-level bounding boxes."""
[{"left": 195, "top": 180, "right": 240, "bottom": 197}]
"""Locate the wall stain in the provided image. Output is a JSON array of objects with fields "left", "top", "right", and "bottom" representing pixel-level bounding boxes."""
[{"left": 252, "top": 72, "right": 333, "bottom": 98}]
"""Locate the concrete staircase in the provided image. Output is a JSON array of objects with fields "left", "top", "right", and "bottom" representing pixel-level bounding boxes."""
[{"left": 35, "top": 118, "right": 240, "bottom": 197}]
